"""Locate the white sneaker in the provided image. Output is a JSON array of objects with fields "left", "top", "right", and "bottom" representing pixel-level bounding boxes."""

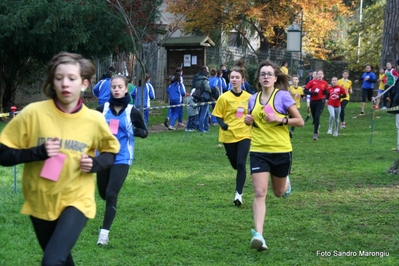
[
  {"left": 233, "top": 192, "right": 242, "bottom": 206},
  {"left": 333, "top": 130, "right": 338, "bottom": 137},
  {"left": 97, "top": 232, "right": 109, "bottom": 245},
  {"left": 168, "top": 126, "right": 176, "bottom": 130},
  {"left": 327, "top": 128, "right": 332, "bottom": 134}
]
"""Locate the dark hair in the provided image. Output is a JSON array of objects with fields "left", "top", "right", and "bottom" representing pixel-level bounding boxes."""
[
  {"left": 233, "top": 60, "right": 249, "bottom": 81},
  {"left": 126, "top": 76, "right": 132, "bottom": 83},
  {"left": 230, "top": 66, "right": 246, "bottom": 81},
  {"left": 281, "top": 61, "right": 287, "bottom": 67},
  {"left": 200, "top": 66, "right": 208, "bottom": 71},
  {"left": 42, "top": 52, "right": 95, "bottom": 98},
  {"left": 254, "top": 60, "right": 291, "bottom": 92},
  {"left": 217, "top": 69, "right": 223, "bottom": 76},
  {"left": 109, "top": 66, "right": 116, "bottom": 72},
  {"left": 210, "top": 69, "right": 217, "bottom": 76},
  {"left": 171, "top": 72, "right": 182, "bottom": 84},
  {"left": 342, "top": 69, "right": 350, "bottom": 74},
  {"left": 175, "top": 67, "right": 182, "bottom": 73}
]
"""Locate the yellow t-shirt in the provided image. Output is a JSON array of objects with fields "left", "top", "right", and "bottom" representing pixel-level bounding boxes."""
[
  {"left": 0, "top": 100, "right": 120, "bottom": 220},
  {"left": 379, "top": 73, "right": 386, "bottom": 90},
  {"left": 337, "top": 78, "right": 352, "bottom": 101},
  {"left": 288, "top": 85, "right": 304, "bottom": 108},
  {"left": 281, "top": 66, "right": 289, "bottom": 75},
  {"left": 250, "top": 90, "right": 292, "bottom": 153},
  {"left": 212, "top": 90, "right": 252, "bottom": 143}
]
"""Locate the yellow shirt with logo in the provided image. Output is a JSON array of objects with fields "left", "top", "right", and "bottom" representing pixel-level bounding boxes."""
[
  {"left": 212, "top": 90, "right": 252, "bottom": 143},
  {"left": 0, "top": 100, "right": 120, "bottom": 220},
  {"left": 337, "top": 78, "right": 352, "bottom": 101},
  {"left": 288, "top": 85, "right": 304, "bottom": 108}
]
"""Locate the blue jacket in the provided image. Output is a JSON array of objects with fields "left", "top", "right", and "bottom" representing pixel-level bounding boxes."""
[
  {"left": 167, "top": 80, "right": 185, "bottom": 103},
  {"left": 93, "top": 78, "right": 111, "bottom": 105},
  {"left": 359, "top": 72, "right": 377, "bottom": 89},
  {"left": 131, "top": 82, "right": 155, "bottom": 108}
]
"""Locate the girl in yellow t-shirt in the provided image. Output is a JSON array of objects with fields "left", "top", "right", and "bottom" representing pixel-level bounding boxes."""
[
  {"left": 212, "top": 66, "right": 252, "bottom": 206},
  {"left": 0, "top": 52, "right": 120, "bottom": 265},
  {"left": 337, "top": 69, "right": 353, "bottom": 128},
  {"left": 375, "top": 67, "right": 386, "bottom": 109},
  {"left": 288, "top": 75, "right": 304, "bottom": 136}
]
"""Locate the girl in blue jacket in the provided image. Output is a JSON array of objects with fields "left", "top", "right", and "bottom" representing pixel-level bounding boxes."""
[{"left": 96, "top": 75, "right": 148, "bottom": 245}]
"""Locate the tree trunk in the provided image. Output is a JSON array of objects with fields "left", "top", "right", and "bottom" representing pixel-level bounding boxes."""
[{"left": 381, "top": 0, "right": 399, "bottom": 65}]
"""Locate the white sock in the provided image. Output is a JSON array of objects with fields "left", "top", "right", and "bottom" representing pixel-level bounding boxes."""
[{"left": 100, "top": 229, "right": 109, "bottom": 236}]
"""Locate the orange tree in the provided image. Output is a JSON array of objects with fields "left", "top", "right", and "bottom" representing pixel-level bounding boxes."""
[{"left": 165, "top": 0, "right": 351, "bottom": 60}]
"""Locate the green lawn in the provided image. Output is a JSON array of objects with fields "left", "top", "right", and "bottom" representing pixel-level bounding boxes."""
[{"left": 1, "top": 101, "right": 398, "bottom": 265}]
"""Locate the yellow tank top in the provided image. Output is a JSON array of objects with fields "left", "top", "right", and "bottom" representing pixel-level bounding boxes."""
[{"left": 250, "top": 89, "right": 292, "bottom": 153}]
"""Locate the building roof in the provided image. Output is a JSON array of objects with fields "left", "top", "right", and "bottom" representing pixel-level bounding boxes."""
[{"left": 161, "top": 36, "right": 215, "bottom": 47}]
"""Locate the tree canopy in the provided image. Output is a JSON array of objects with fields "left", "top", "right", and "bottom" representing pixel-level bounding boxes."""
[
  {"left": 165, "top": 0, "right": 352, "bottom": 59},
  {"left": 0, "top": 0, "right": 130, "bottom": 111}
]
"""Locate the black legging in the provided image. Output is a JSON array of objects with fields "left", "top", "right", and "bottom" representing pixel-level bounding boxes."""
[
  {"left": 223, "top": 139, "right": 250, "bottom": 194},
  {"left": 30, "top": 206, "right": 87, "bottom": 266},
  {"left": 97, "top": 164, "right": 130, "bottom": 230},
  {"left": 340, "top": 100, "right": 348, "bottom": 123},
  {"left": 310, "top": 99, "right": 325, "bottom": 134}
]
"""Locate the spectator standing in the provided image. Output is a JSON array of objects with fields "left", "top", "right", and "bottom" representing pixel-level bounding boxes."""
[
  {"left": 131, "top": 74, "right": 155, "bottom": 125},
  {"left": 195, "top": 68, "right": 212, "bottom": 133},
  {"left": 280, "top": 61, "right": 289, "bottom": 75},
  {"left": 221, "top": 64, "right": 230, "bottom": 85},
  {"left": 167, "top": 69, "right": 186, "bottom": 130},
  {"left": 93, "top": 71, "right": 112, "bottom": 105},
  {"left": 184, "top": 88, "right": 199, "bottom": 132},
  {"left": 354, "top": 65, "right": 377, "bottom": 115}
]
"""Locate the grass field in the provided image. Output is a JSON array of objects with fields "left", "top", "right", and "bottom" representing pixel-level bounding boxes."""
[{"left": 1, "top": 100, "right": 399, "bottom": 265}]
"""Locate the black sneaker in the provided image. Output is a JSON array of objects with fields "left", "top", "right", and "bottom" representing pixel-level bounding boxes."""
[
  {"left": 164, "top": 117, "right": 169, "bottom": 128},
  {"left": 305, "top": 115, "right": 310, "bottom": 122},
  {"left": 289, "top": 131, "right": 293, "bottom": 138}
]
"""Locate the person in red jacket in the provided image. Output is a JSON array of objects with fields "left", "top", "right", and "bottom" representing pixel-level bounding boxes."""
[
  {"left": 326, "top": 77, "right": 347, "bottom": 137},
  {"left": 304, "top": 70, "right": 328, "bottom": 141}
]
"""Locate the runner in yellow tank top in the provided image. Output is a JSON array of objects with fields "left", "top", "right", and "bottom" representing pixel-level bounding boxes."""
[{"left": 244, "top": 60, "right": 304, "bottom": 251}]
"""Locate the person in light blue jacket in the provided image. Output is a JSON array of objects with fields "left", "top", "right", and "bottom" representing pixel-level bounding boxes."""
[
  {"left": 131, "top": 74, "right": 155, "bottom": 125},
  {"left": 167, "top": 70, "right": 186, "bottom": 130}
]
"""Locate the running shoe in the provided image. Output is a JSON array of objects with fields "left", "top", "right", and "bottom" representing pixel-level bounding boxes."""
[
  {"left": 333, "top": 130, "right": 338, "bottom": 137},
  {"left": 97, "top": 232, "right": 109, "bottom": 245},
  {"left": 282, "top": 176, "right": 291, "bottom": 198},
  {"left": 250, "top": 229, "right": 267, "bottom": 251},
  {"left": 233, "top": 192, "right": 242, "bottom": 206},
  {"left": 164, "top": 117, "right": 170, "bottom": 128}
]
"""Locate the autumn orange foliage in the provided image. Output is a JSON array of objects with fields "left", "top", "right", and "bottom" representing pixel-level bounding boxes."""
[{"left": 165, "top": 0, "right": 352, "bottom": 59}]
